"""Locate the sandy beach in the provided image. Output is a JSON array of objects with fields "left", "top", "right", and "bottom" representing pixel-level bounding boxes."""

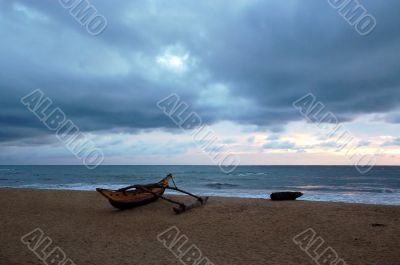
[{"left": 0, "top": 188, "right": 399, "bottom": 265}]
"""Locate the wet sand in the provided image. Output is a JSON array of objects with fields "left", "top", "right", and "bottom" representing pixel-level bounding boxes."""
[{"left": 0, "top": 188, "right": 399, "bottom": 265}]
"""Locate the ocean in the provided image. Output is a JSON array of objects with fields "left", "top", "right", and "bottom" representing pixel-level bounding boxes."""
[{"left": 0, "top": 165, "right": 399, "bottom": 205}]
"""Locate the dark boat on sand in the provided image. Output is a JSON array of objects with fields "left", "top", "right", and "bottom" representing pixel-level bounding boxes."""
[{"left": 270, "top": 191, "right": 303, "bottom": 201}]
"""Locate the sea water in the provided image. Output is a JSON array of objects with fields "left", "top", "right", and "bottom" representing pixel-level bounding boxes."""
[{"left": 0, "top": 165, "right": 399, "bottom": 205}]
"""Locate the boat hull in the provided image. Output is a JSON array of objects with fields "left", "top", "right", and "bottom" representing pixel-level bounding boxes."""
[
  {"left": 270, "top": 191, "right": 303, "bottom": 201},
  {"left": 108, "top": 195, "right": 161, "bottom": 209},
  {"left": 96, "top": 186, "right": 166, "bottom": 210}
]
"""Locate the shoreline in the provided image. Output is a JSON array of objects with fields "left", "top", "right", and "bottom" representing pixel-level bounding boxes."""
[
  {"left": 1, "top": 188, "right": 399, "bottom": 265},
  {"left": 1, "top": 187, "right": 399, "bottom": 206}
]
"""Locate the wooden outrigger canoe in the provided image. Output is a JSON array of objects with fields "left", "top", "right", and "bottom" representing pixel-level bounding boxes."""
[
  {"left": 96, "top": 174, "right": 173, "bottom": 210},
  {"left": 96, "top": 174, "right": 208, "bottom": 214}
]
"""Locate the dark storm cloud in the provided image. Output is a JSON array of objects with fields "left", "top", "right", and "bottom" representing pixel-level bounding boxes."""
[{"left": 1, "top": 0, "right": 400, "bottom": 143}]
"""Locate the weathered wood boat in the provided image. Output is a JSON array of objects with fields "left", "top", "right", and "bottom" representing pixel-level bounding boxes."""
[
  {"left": 96, "top": 174, "right": 173, "bottom": 210},
  {"left": 96, "top": 174, "right": 208, "bottom": 214}
]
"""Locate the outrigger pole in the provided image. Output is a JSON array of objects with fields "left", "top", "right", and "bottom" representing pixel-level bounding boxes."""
[{"left": 134, "top": 183, "right": 208, "bottom": 214}]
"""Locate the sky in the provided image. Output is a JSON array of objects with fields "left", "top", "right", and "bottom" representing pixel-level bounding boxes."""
[{"left": 0, "top": 0, "right": 399, "bottom": 166}]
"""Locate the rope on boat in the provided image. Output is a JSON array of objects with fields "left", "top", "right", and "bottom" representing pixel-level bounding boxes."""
[{"left": 171, "top": 175, "right": 178, "bottom": 189}]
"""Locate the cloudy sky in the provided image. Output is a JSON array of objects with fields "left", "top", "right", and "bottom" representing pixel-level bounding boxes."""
[{"left": 0, "top": 0, "right": 399, "bottom": 165}]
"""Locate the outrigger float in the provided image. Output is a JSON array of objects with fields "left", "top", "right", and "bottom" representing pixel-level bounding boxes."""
[{"left": 96, "top": 174, "right": 208, "bottom": 214}]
